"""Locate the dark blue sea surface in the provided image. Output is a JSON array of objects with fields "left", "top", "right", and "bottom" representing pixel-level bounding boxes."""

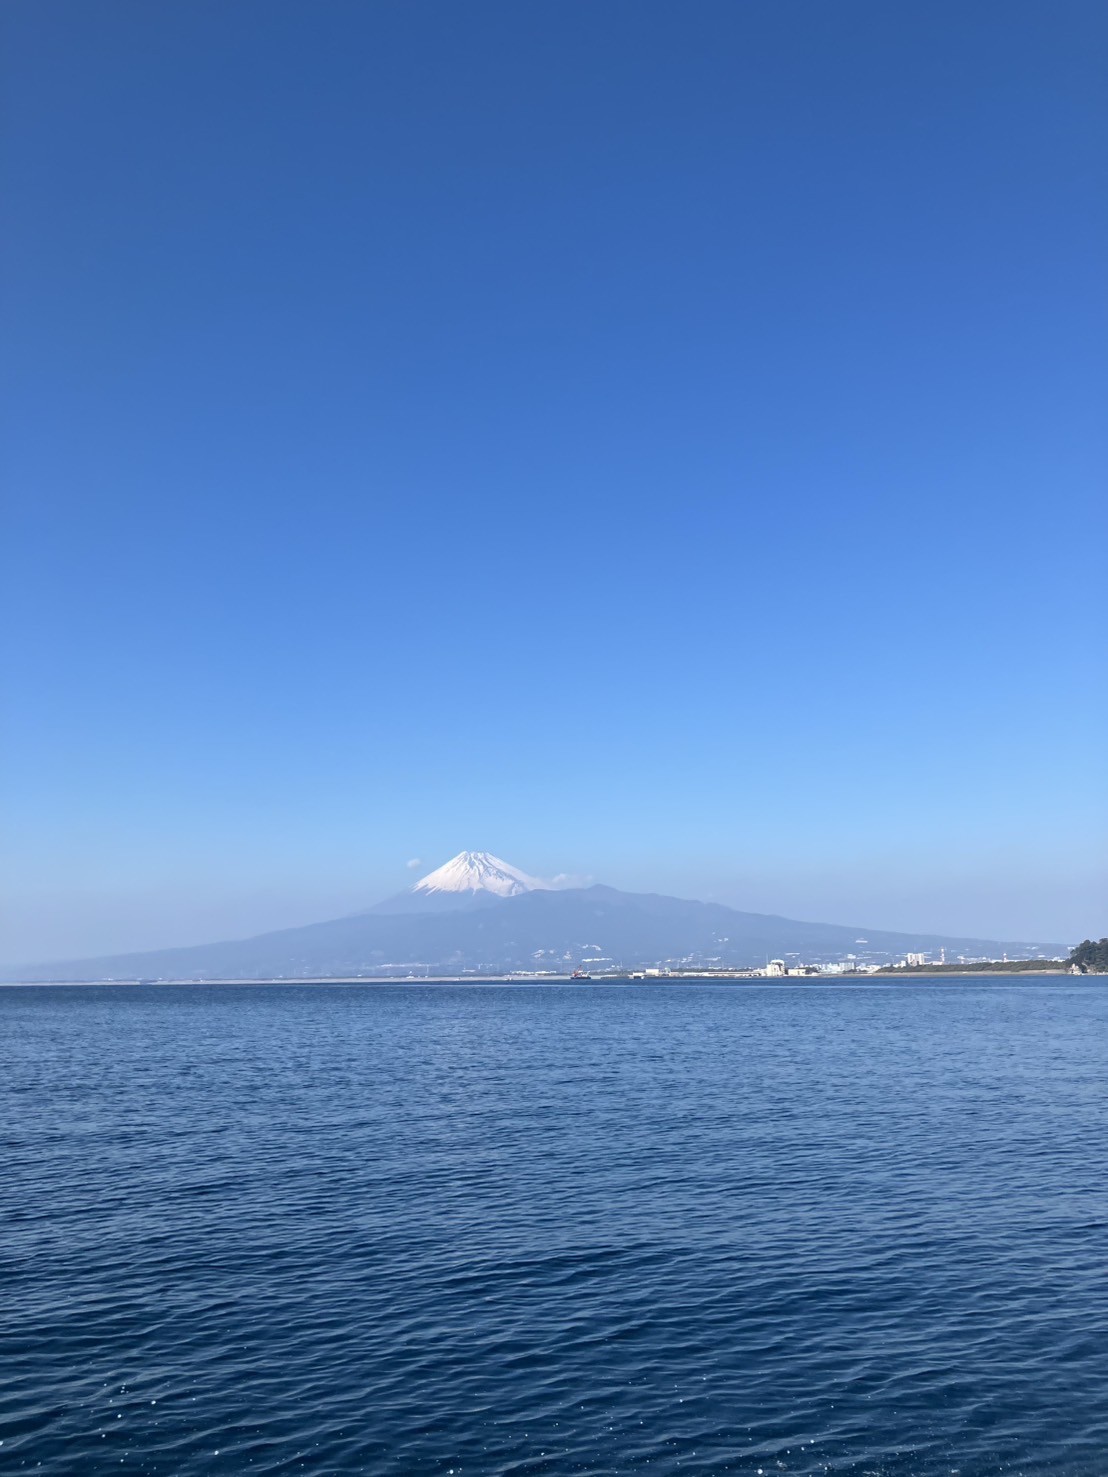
[{"left": 2, "top": 979, "right": 1107, "bottom": 1476}]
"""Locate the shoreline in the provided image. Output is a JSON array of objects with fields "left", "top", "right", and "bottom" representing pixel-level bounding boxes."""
[{"left": 0, "top": 969, "right": 1088, "bottom": 988}]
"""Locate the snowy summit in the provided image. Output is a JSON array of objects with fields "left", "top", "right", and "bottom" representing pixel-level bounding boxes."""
[{"left": 412, "top": 851, "right": 549, "bottom": 898}]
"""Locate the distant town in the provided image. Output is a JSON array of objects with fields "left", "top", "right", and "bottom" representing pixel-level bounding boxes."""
[
  {"left": 491, "top": 941, "right": 1076, "bottom": 980},
  {"left": 309, "top": 945, "right": 1084, "bottom": 983},
  {"left": 32, "top": 945, "right": 1104, "bottom": 987},
  {"left": 496, "top": 948, "right": 1077, "bottom": 981}
]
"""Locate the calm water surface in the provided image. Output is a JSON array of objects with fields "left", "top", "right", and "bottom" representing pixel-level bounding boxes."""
[{"left": 2, "top": 979, "right": 1106, "bottom": 1476}]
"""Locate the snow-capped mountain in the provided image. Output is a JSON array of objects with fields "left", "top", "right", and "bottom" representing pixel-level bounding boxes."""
[
  {"left": 364, "top": 851, "right": 552, "bottom": 915},
  {"left": 412, "top": 851, "right": 549, "bottom": 899}
]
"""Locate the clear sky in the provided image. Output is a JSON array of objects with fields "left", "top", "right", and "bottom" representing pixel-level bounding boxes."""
[{"left": 3, "top": 0, "right": 1105, "bottom": 961}]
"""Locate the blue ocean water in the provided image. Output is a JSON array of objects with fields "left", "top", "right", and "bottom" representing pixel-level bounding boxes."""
[{"left": 2, "top": 979, "right": 1106, "bottom": 1476}]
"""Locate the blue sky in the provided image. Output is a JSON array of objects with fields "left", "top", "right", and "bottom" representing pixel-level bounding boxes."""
[{"left": 3, "top": 0, "right": 1105, "bottom": 960}]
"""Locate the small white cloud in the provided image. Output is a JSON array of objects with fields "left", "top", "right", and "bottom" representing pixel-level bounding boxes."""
[
  {"left": 406, "top": 857, "right": 422, "bottom": 870},
  {"left": 550, "top": 872, "right": 594, "bottom": 890}
]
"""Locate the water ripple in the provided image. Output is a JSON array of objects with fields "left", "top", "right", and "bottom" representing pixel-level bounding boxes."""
[{"left": 1, "top": 980, "right": 1107, "bottom": 1475}]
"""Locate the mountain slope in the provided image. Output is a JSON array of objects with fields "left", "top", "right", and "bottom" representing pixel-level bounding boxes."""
[{"left": 0, "top": 884, "right": 1061, "bottom": 981}]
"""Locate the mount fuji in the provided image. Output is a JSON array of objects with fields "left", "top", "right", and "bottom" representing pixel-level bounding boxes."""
[
  {"left": 414, "top": 850, "right": 549, "bottom": 897},
  {"left": 367, "top": 852, "right": 552, "bottom": 913},
  {"left": 0, "top": 850, "right": 1063, "bottom": 981}
]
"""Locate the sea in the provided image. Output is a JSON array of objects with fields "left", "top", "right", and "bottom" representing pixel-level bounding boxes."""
[{"left": 2, "top": 978, "right": 1106, "bottom": 1476}]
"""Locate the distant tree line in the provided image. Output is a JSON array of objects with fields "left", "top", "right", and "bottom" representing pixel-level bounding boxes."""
[
  {"left": 876, "top": 957, "right": 1062, "bottom": 975},
  {"left": 1069, "top": 938, "right": 1108, "bottom": 973}
]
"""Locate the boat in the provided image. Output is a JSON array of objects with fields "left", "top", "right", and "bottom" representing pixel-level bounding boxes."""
[{"left": 570, "top": 968, "right": 592, "bottom": 980}]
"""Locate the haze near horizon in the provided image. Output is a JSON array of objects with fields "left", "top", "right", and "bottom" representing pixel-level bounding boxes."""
[{"left": 2, "top": 0, "right": 1105, "bottom": 962}]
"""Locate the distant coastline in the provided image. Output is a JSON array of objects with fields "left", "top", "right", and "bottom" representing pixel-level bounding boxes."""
[
  {"left": 6, "top": 939, "right": 1106, "bottom": 987},
  {"left": 874, "top": 939, "right": 1108, "bottom": 977},
  {"left": 2, "top": 967, "right": 1097, "bottom": 987},
  {"left": 872, "top": 958, "right": 1070, "bottom": 976}
]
